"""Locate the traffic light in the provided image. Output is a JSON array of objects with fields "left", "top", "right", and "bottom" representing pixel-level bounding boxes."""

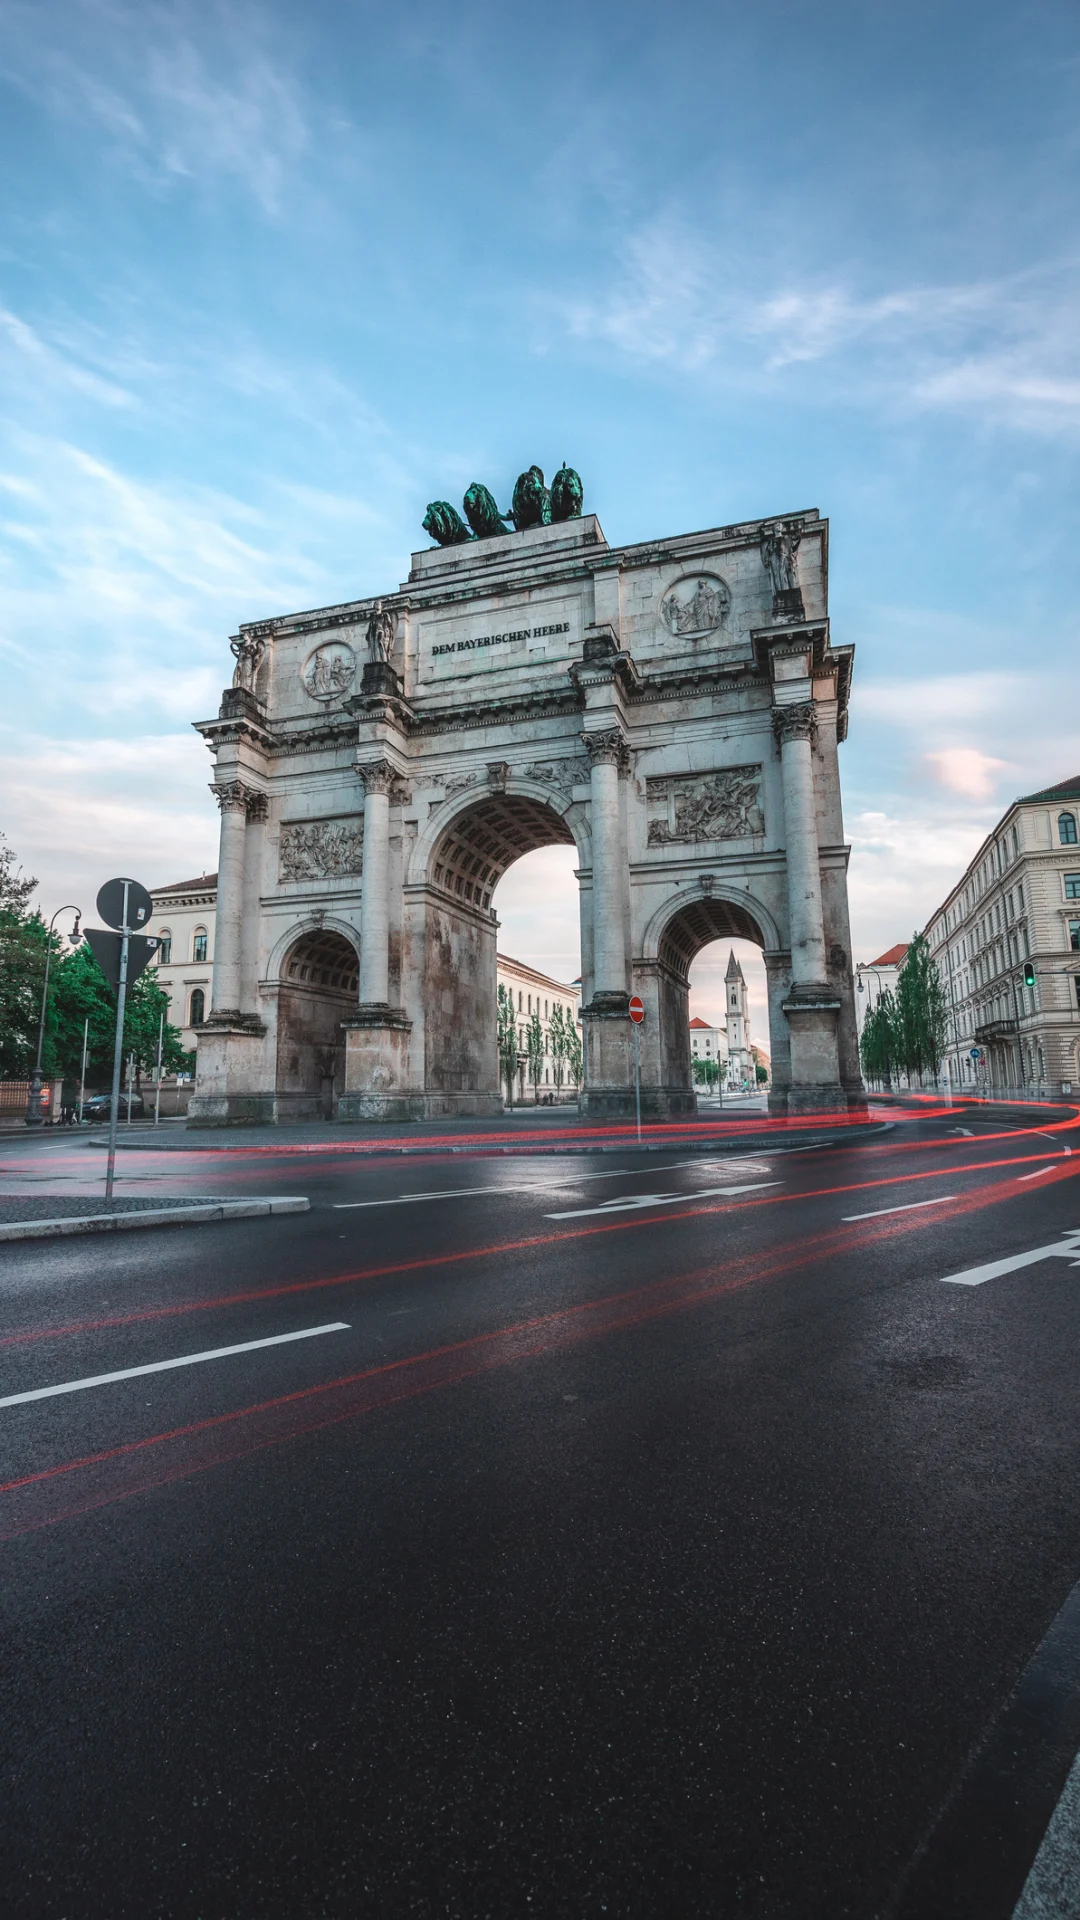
[{"left": 1022, "top": 960, "right": 1036, "bottom": 989}]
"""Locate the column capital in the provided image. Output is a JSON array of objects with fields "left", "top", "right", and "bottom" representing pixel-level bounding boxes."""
[
  {"left": 772, "top": 702, "right": 817, "bottom": 748},
  {"left": 356, "top": 757, "right": 397, "bottom": 797},
  {"left": 211, "top": 778, "right": 266, "bottom": 817},
  {"left": 582, "top": 727, "right": 630, "bottom": 770}
]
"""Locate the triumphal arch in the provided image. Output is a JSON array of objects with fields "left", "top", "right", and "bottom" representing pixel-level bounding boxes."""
[{"left": 188, "top": 468, "right": 863, "bottom": 1123}]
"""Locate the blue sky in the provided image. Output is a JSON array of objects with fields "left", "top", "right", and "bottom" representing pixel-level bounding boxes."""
[{"left": 1, "top": 0, "right": 1078, "bottom": 1028}]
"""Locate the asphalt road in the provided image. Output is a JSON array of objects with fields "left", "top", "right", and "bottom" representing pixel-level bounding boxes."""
[{"left": 2, "top": 1103, "right": 1079, "bottom": 1918}]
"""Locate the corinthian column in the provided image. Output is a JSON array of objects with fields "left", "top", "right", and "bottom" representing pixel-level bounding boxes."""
[
  {"left": 209, "top": 780, "right": 262, "bottom": 1018},
  {"left": 583, "top": 728, "right": 629, "bottom": 1002},
  {"left": 357, "top": 758, "right": 394, "bottom": 1006},
  {"left": 773, "top": 703, "right": 827, "bottom": 986}
]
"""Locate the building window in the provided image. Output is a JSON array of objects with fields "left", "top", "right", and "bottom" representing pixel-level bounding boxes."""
[
  {"left": 189, "top": 988, "right": 205, "bottom": 1026},
  {"left": 192, "top": 927, "right": 208, "bottom": 962},
  {"left": 1060, "top": 813, "right": 1078, "bottom": 846},
  {"left": 1070, "top": 922, "right": 1080, "bottom": 953},
  {"left": 158, "top": 932, "right": 172, "bottom": 964},
  {"left": 1066, "top": 876, "right": 1080, "bottom": 901}
]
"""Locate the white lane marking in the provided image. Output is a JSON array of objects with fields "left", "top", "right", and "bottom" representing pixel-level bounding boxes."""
[
  {"left": 940, "top": 1233, "right": 1080, "bottom": 1288},
  {"left": 1019, "top": 1166, "right": 1054, "bottom": 1181},
  {"left": 334, "top": 1161, "right": 774, "bottom": 1209},
  {"left": 952, "top": 1126, "right": 974, "bottom": 1136},
  {"left": 545, "top": 1182, "right": 782, "bottom": 1219},
  {"left": 842, "top": 1195, "right": 957, "bottom": 1223},
  {"left": 0, "top": 1323, "right": 350, "bottom": 1410}
]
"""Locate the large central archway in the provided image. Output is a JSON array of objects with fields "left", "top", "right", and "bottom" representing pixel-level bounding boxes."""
[{"left": 403, "top": 784, "right": 585, "bottom": 1115}]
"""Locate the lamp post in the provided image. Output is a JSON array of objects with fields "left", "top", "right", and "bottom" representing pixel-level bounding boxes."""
[{"left": 25, "top": 905, "right": 83, "bottom": 1128}]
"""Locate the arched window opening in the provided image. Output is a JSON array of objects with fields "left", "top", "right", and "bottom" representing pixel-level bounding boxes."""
[
  {"left": 158, "top": 930, "right": 172, "bottom": 964},
  {"left": 192, "top": 926, "right": 208, "bottom": 962},
  {"left": 189, "top": 988, "right": 206, "bottom": 1026},
  {"left": 1060, "top": 812, "right": 1078, "bottom": 846}
]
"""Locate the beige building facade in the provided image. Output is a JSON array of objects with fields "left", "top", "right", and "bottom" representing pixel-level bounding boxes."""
[
  {"left": 147, "top": 874, "right": 217, "bottom": 1050},
  {"left": 925, "top": 776, "right": 1080, "bottom": 1095},
  {"left": 497, "top": 953, "right": 581, "bottom": 1100},
  {"left": 188, "top": 499, "right": 863, "bottom": 1124}
]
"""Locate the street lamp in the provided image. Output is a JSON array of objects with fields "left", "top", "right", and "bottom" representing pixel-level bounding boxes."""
[{"left": 25, "top": 905, "right": 83, "bottom": 1128}]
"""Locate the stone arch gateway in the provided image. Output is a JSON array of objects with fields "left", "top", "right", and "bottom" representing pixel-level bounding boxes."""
[{"left": 189, "top": 505, "right": 863, "bottom": 1123}]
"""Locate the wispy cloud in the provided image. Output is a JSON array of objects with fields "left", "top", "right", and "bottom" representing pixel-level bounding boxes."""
[
  {"left": 0, "top": 0, "right": 309, "bottom": 212},
  {"left": 561, "top": 216, "right": 1080, "bottom": 433}
]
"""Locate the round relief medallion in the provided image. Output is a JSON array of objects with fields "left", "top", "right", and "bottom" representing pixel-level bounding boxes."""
[
  {"left": 660, "top": 573, "right": 730, "bottom": 639},
  {"left": 302, "top": 641, "right": 356, "bottom": 701}
]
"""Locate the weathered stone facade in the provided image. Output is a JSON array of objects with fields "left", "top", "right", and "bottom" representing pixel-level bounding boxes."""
[{"left": 188, "top": 508, "right": 863, "bottom": 1123}]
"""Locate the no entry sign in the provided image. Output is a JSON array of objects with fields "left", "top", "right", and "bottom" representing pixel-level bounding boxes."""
[{"left": 628, "top": 995, "right": 645, "bottom": 1024}]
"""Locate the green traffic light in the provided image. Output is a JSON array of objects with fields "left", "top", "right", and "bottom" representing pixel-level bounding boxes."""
[{"left": 1022, "top": 961, "right": 1036, "bottom": 988}]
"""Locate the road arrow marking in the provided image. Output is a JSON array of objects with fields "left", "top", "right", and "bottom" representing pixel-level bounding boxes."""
[
  {"left": 939, "top": 1234, "right": 1080, "bottom": 1288},
  {"left": 545, "top": 1182, "right": 781, "bottom": 1219}
]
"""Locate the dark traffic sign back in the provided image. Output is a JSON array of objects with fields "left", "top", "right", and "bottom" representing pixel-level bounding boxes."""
[{"left": 97, "top": 878, "right": 154, "bottom": 932}]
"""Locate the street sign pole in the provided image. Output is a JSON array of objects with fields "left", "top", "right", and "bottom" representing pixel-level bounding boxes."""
[
  {"left": 77, "top": 1016, "right": 89, "bottom": 1125},
  {"left": 104, "top": 881, "right": 131, "bottom": 1202},
  {"left": 628, "top": 994, "right": 645, "bottom": 1144},
  {"left": 154, "top": 1011, "right": 164, "bottom": 1127}
]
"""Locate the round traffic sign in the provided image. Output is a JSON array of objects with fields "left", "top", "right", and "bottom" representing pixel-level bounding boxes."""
[
  {"left": 97, "top": 877, "right": 154, "bottom": 932},
  {"left": 628, "top": 995, "right": 645, "bottom": 1024}
]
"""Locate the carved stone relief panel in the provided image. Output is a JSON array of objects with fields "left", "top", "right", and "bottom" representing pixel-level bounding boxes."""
[
  {"left": 659, "top": 573, "right": 731, "bottom": 639},
  {"left": 280, "top": 817, "right": 364, "bottom": 881},
  {"left": 646, "top": 766, "right": 764, "bottom": 846},
  {"left": 522, "top": 756, "right": 591, "bottom": 801}
]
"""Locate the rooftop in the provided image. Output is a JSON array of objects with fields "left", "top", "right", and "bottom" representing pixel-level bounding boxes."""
[
  {"left": 152, "top": 873, "right": 217, "bottom": 896},
  {"left": 1017, "top": 775, "right": 1080, "bottom": 805},
  {"left": 866, "top": 943, "right": 908, "bottom": 968}
]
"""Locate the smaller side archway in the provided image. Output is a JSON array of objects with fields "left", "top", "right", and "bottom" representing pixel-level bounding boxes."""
[
  {"left": 638, "top": 884, "right": 788, "bottom": 1115},
  {"left": 274, "top": 926, "right": 359, "bottom": 1121}
]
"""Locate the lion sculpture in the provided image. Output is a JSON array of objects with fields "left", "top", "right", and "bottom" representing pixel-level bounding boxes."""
[
  {"left": 463, "top": 482, "right": 511, "bottom": 540},
  {"left": 511, "top": 465, "right": 551, "bottom": 531},
  {"left": 550, "top": 464, "right": 583, "bottom": 522},
  {"left": 423, "top": 501, "right": 475, "bottom": 547}
]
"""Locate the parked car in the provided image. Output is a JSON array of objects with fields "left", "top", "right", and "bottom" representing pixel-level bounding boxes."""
[{"left": 83, "top": 1092, "right": 146, "bottom": 1121}]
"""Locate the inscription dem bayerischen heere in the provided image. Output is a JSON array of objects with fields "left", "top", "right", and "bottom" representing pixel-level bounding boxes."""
[{"left": 432, "top": 621, "right": 570, "bottom": 659}]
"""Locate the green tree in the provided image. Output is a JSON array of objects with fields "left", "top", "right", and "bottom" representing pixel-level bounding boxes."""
[
  {"left": 564, "top": 1010, "right": 583, "bottom": 1091},
  {"left": 860, "top": 988, "right": 899, "bottom": 1089},
  {"left": 525, "top": 1009, "right": 545, "bottom": 1103},
  {"left": 894, "top": 933, "right": 949, "bottom": 1082},
  {"left": 549, "top": 1003, "right": 568, "bottom": 1095},
  {"left": 692, "top": 1056, "right": 718, "bottom": 1089},
  {"left": 0, "top": 911, "right": 53, "bottom": 1079},
  {"left": 497, "top": 983, "right": 518, "bottom": 1108},
  {"left": 50, "top": 947, "right": 189, "bottom": 1087}
]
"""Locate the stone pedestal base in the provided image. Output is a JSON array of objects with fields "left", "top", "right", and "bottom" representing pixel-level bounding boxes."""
[
  {"left": 580, "top": 994, "right": 634, "bottom": 1117},
  {"left": 188, "top": 1019, "right": 271, "bottom": 1127},
  {"left": 773, "top": 986, "right": 845, "bottom": 1115},
  {"left": 338, "top": 1006, "right": 414, "bottom": 1122}
]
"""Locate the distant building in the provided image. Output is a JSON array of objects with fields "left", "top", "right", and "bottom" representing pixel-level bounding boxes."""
[
  {"left": 689, "top": 1017, "right": 729, "bottom": 1079},
  {"left": 751, "top": 1045, "right": 771, "bottom": 1086},
  {"left": 924, "top": 776, "right": 1080, "bottom": 1093},
  {"left": 854, "top": 943, "right": 908, "bottom": 1042},
  {"left": 497, "top": 954, "right": 581, "bottom": 1100},
  {"left": 724, "top": 951, "right": 753, "bottom": 1088},
  {"left": 147, "top": 874, "right": 217, "bottom": 1051}
]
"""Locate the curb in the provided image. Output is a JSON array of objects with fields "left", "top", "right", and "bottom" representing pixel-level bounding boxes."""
[
  {"left": 0, "top": 1197, "right": 310, "bottom": 1245},
  {"left": 81, "top": 1123, "right": 894, "bottom": 1158}
]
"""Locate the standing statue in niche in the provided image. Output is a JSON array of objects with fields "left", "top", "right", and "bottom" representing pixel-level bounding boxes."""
[
  {"left": 230, "top": 632, "right": 266, "bottom": 692},
  {"left": 760, "top": 520, "right": 802, "bottom": 597},
  {"left": 365, "top": 599, "right": 396, "bottom": 664}
]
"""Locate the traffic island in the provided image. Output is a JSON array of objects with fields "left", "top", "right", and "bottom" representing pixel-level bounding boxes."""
[{"left": 0, "top": 1195, "right": 309, "bottom": 1244}]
